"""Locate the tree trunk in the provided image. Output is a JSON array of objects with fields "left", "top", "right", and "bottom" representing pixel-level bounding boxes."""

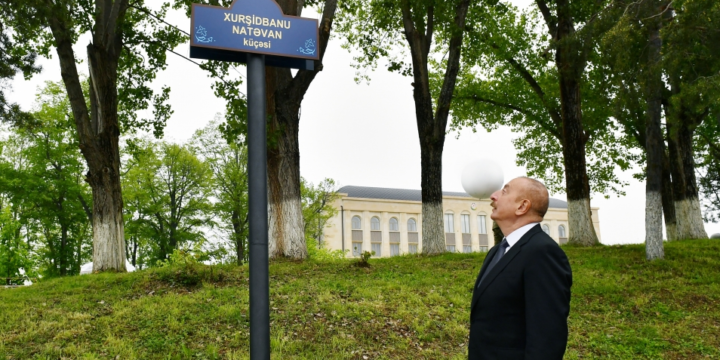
[
  {"left": 668, "top": 105, "right": 709, "bottom": 240},
  {"left": 677, "top": 115, "right": 708, "bottom": 239},
  {"left": 643, "top": 13, "right": 664, "bottom": 260},
  {"left": 85, "top": 46, "right": 126, "bottom": 273},
  {"left": 555, "top": 0, "right": 599, "bottom": 246},
  {"left": 231, "top": 209, "right": 245, "bottom": 265},
  {"left": 398, "top": 0, "right": 469, "bottom": 255},
  {"left": 262, "top": 0, "right": 337, "bottom": 260},
  {"left": 420, "top": 140, "right": 446, "bottom": 254},
  {"left": 265, "top": 67, "right": 307, "bottom": 260},
  {"left": 131, "top": 236, "right": 137, "bottom": 267},
  {"left": 661, "top": 149, "right": 677, "bottom": 240},
  {"left": 60, "top": 224, "right": 68, "bottom": 275},
  {"left": 47, "top": 2, "right": 128, "bottom": 273}
]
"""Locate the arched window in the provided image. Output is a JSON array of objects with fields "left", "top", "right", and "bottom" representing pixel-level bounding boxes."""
[
  {"left": 352, "top": 216, "right": 362, "bottom": 229},
  {"left": 461, "top": 214, "right": 471, "bottom": 234},
  {"left": 445, "top": 213, "right": 455, "bottom": 252},
  {"left": 389, "top": 218, "right": 400, "bottom": 256},
  {"left": 371, "top": 217, "right": 381, "bottom": 231},
  {"left": 407, "top": 218, "right": 418, "bottom": 254},
  {"left": 351, "top": 216, "right": 363, "bottom": 256},
  {"left": 477, "top": 215, "right": 487, "bottom": 235},
  {"left": 542, "top": 224, "right": 550, "bottom": 234},
  {"left": 558, "top": 225, "right": 566, "bottom": 238},
  {"left": 444, "top": 213, "right": 455, "bottom": 233},
  {"left": 389, "top": 218, "right": 399, "bottom": 231},
  {"left": 371, "top": 217, "right": 382, "bottom": 256},
  {"left": 407, "top": 218, "right": 417, "bottom": 232}
]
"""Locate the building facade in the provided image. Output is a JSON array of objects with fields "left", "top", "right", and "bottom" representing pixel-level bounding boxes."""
[{"left": 322, "top": 186, "right": 602, "bottom": 258}]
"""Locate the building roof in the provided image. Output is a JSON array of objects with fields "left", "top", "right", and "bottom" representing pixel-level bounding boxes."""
[{"left": 338, "top": 185, "right": 568, "bottom": 209}]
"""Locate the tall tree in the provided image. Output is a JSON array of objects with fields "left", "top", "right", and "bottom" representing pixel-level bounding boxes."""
[
  {"left": 697, "top": 118, "right": 720, "bottom": 224},
  {"left": 661, "top": 0, "right": 719, "bottom": 240},
  {"left": 451, "top": 1, "right": 625, "bottom": 246},
  {"left": 337, "top": 0, "right": 471, "bottom": 254},
  {"left": 124, "top": 140, "right": 214, "bottom": 263},
  {"left": 1, "top": 0, "right": 184, "bottom": 272},
  {"left": 301, "top": 177, "right": 338, "bottom": 248},
  {"left": 191, "top": 118, "right": 249, "bottom": 265},
  {"left": 175, "top": 0, "right": 339, "bottom": 260},
  {"left": 640, "top": 0, "right": 667, "bottom": 259},
  {"left": 0, "top": 81, "right": 93, "bottom": 276}
]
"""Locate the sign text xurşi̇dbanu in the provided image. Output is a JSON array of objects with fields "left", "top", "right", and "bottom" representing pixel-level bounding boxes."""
[{"left": 226, "top": 13, "right": 289, "bottom": 43}]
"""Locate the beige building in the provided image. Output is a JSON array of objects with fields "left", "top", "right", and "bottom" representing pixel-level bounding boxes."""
[{"left": 322, "top": 186, "right": 601, "bottom": 258}]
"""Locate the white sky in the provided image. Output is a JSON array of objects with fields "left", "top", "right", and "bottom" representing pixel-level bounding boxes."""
[{"left": 6, "top": 1, "right": 719, "bottom": 245}]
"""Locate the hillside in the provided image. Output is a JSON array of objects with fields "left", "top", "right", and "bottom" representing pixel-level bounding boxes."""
[{"left": 1, "top": 240, "right": 719, "bottom": 359}]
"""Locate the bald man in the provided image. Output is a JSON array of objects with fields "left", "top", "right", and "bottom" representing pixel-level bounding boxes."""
[{"left": 468, "top": 177, "right": 572, "bottom": 360}]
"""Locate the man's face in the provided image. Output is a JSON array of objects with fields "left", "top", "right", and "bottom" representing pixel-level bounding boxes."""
[{"left": 489, "top": 179, "right": 523, "bottom": 222}]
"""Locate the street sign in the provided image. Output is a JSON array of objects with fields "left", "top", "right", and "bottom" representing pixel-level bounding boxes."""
[{"left": 190, "top": 0, "right": 319, "bottom": 69}]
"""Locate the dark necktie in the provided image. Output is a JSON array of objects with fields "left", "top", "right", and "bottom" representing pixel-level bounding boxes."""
[{"left": 477, "top": 238, "right": 509, "bottom": 288}]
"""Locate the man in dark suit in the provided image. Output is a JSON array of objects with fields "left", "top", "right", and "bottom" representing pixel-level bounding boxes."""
[{"left": 468, "top": 177, "right": 572, "bottom": 360}]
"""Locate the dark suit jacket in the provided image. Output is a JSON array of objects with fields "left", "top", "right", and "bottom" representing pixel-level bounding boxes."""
[{"left": 468, "top": 224, "right": 572, "bottom": 360}]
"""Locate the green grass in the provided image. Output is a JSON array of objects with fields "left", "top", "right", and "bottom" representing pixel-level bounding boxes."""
[{"left": 1, "top": 240, "right": 719, "bottom": 359}]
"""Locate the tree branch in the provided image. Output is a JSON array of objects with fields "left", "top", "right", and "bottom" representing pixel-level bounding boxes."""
[
  {"left": 78, "top": 194, "right": 93, "bottom": 223},
  {"left": 434, "top": 0, "right": 471, "bottom": 131},
  {"left": 291, "top": 0, "right": 338, "bottom": 95},
  {"left": 535, "top": 0, "right": 558, "bottom": 39},
  {"left": 424, "top": 6, "right": 434, "bottom": 58},
  {"left": 461, "top": 94, "right": 562, "bottom": 139}
]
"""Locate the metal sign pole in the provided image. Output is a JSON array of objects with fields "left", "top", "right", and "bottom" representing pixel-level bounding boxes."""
[{"left": 247, "top": 53, "right": 270, "bottom": 360}]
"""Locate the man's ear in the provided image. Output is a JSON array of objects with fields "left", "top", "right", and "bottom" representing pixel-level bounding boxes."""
[{"left": 515, "top": 199, "right": 532, "bottom": 216}]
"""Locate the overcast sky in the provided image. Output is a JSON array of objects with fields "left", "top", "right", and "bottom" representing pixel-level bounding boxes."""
[{"left": 6, "top": 2, "right": 720, "bottom": 244}]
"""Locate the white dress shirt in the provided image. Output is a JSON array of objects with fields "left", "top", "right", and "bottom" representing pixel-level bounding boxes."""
[{"left": 502, "top": 222, "right": 540, "bottom": 254}]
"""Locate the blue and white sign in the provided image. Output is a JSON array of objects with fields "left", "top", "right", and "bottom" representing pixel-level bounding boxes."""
[{"left": 190, "top": 0, "right": 319, "bottom": 69}]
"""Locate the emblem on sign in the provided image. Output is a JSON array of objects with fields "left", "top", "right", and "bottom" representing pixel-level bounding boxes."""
[{"left": 471, "top": 203, "right": 477, "bottom": 210}]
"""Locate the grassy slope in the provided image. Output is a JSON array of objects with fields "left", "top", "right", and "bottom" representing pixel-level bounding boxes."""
[{"left": 1, "top": 240, "right": 719, "bottom": 360}]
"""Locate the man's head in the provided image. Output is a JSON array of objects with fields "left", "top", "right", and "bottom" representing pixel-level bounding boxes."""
[{"left": 489, "top": 177, "right": 549, "bottom": 235}]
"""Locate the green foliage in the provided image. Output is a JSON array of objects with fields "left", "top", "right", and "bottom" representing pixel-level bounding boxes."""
[
  {"left": 355, "top": 250, "right": 375, "bottom": 268},
  {"left": 0, "top": 81, "right": 92, "bottom": 277},
  {"left": 190, "top": 117, "right": 250, "bottom": 265},
  {"left": 123, "top": 139, "right": 214, "bottom": 265},
  {"left": 301, "top": 177, "right": 345, "bottom": 261},
  {"left": 1, "top": 240, "right": 720, "bottom": 358},
  {"left": 450, "top": 2, "right": 635, "bottom": 196},
  {"left": 0, "top": 203, "right": 32, "bottom": 281},
  {"left": 301, "top": 178, "right": 339, "bottom": 246},
  {"left": 306, "top": 237, "right": 347, "bottom": 262},
  {"left": 336, "top": 0, "right": 467, "bottom": 86},
  {"left": 0, "top": 1, "right": 186, "bottom": 137},
  {"left": 697, "top": 119, "right": 720, "bottom": 223}
]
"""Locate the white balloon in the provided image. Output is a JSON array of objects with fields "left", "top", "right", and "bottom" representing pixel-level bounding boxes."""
[{"left": 461, "top": 159, "right": 505, "bottom": 199}]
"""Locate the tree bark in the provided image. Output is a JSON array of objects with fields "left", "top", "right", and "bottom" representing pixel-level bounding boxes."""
[
  {"left": 45, "top": 1, "right": 128, "bottom": 272},
  {"left": 643, "top": 10, "right": 665, "bottom": 260},
  {"left": 661, "top": 149, "right": 677, "bottom": 240},
  {"left": 266, "top": 67, "right": 306, "bottom": 259},
  {"left": 667, "top": 92, "right": 709, "bottom": 240},
  {"left": 420, "top": 140, "right": 446, "bottom": 254},
  {"left": 263, "top": 0, "right": 337, "bottom": 260},
  {"left": 676, "top": 114, "right": 708, "bottom": 239},
  {"left": 553, "top": 0, "right": 599, "bottom": 246},
  {"left": 231, "top": 209, "right": 246, "bottom": 265}
]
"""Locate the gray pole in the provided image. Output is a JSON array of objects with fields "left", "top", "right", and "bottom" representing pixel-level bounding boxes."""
[{"left": 247, "top": 53, "right": 270, "bottom": 360}]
